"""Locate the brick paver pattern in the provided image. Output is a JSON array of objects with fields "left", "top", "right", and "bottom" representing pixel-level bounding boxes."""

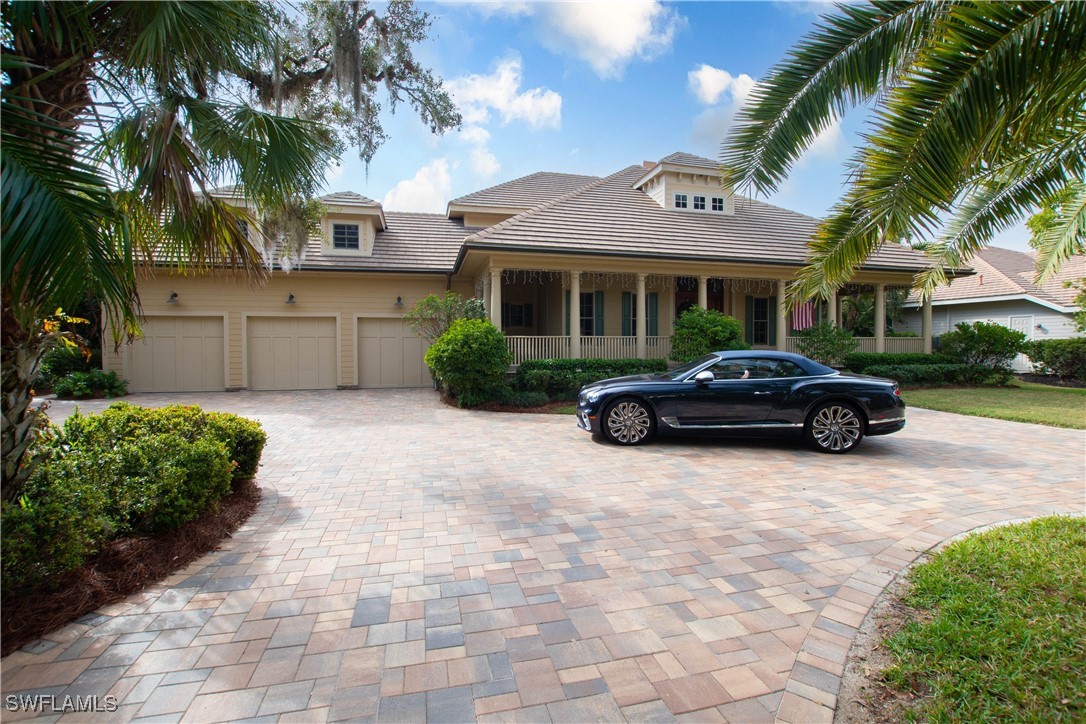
[{"left": 2, "top": 390, "right": 1083, "bottom": 722}]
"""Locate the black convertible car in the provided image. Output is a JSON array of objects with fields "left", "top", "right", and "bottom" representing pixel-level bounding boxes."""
[{"left": 576, "top": 350, "right": 905, "bottom": 453}]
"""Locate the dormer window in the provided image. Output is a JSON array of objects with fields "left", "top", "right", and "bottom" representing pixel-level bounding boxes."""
[
  {"left": 712, "top": 197, "right": 725, "bottom": 212},
  {"left": 674, "top": 193, "right": 688, "bottom": 209},
  {"left": 693, "top": 195, "right": 706, "bottom": 211},
  {"left": 333, "top": 223, "right": 360, "bottom": 250}
]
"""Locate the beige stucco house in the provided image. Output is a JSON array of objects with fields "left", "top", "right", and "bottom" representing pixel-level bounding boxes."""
[{"left": 105, "top": 152, "right": 940, "bottom": 393}]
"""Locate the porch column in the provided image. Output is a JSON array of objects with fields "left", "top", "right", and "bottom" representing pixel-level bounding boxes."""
[
  {"left": 482, "top": 275, "right": 490, "bottom": 318},
  {"left": 636, "top": 273, "right": 647, "bottom": 358},
  {"left": 697, "top": 276, "right": 708, "bottom": 309},
  {"left": 570, "top": 271, "right": 581, "bottom": 359},
  {"left": 922, "top": 294, "right": 933, "bottom": 354},
  {"left": 827, "top": 290, "right": 838, "bottom": 327},
  {"left": 489, "top": 268, "right": 502, "bottom": 328},
  {"left": 730, "top": 284, "right": 742, "bottom": 321},
  {"left": 874, "top": 283, "right": 886, "bottom": 353},
  {"left": 776, "top": 279, "right": 788, "bottom": 351}
]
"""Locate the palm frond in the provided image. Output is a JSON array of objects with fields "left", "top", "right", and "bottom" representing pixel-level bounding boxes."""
[
  {"left": 721, "top": 0, "right": 943, "bottom": 194},
  {"left": 1034, "top": 181, "right": 1086, "bottom": 283}
]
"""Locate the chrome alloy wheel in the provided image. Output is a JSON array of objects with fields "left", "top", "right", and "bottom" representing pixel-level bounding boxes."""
[
  {"left": 606, "top": 400, "right": 652, "bottom": 445},
  {"left": 811, "top": 405, "right": 862, "bottom": 452}
]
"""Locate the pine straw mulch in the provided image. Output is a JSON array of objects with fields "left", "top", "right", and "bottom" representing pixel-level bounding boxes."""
[{"left": 1, "top": 479, "right": 261, "bottom": 658}]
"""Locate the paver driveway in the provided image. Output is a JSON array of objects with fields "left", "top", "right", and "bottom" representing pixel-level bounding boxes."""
[{"left": 3, "top": 390, "right": 1083, "bottom": 722}]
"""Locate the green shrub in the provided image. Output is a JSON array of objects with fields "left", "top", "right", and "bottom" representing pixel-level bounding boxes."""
[
  {"left": 1026, "top": 338, "right": 1086, "bottom": 380},
  {"left": 205, "top": 412, "right": 267, "bottom": 481},
  {"left": 669, "top": 307, "right": 749, "bottom": 363},
  {"left": 866, "top": 363, "right": 1011, "bottom": 385},
  {"left": 34, "top": 344, "right": 99, "bottom": 392},
  {"left": 1, "top": 428, "right": 112, "bottom": 592},
  {"left": 403, "top": 291, "right": 486, "bottom": 344},
  {"left": 53, "top": 369, "right": 127, "bottom": 399},
  {"left": 940, "top": 321, "right": 1026, "bottom": 371},
  {"left": 794, "top": 322, "right": 857, "bottom": 367},
  {"left": 515, "top": 358, "right": 668, "bottom": 400},
  {"left": 844, "top": 352, "right": 951, "bottom": 373},
  {"left": 425, "top": 319, "right": 512, "bottom": 400}
]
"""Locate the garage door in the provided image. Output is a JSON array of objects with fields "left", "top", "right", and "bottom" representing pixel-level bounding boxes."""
[
  {"left": 358, "top": 318, "right": 431, "bottom": 388},
  {"left": 247, "top": 317, "right": 337, "bottom": 390},
  {"left": 128, "top": 316, "right": 224, "bottom": 392}
]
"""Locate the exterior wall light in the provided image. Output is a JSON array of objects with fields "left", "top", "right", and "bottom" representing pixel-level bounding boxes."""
[
  {"left": 286, "top": 293, "right": 296, "bottom": 305},
  {"left": 395, "top": 296, "right": 404, "bottom": 307},
  {"left": 167, "top": 292, "right": 179, "bottom": 304}
]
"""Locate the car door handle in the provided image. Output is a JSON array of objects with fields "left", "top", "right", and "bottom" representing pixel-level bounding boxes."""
[{"left": 753, "top": 391, "right": 772, "bottom": 395}]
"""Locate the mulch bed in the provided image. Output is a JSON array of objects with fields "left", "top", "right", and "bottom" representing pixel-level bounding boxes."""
[
  {"left": 1, "top": 479, "right": 261, "bottom": 657},
  {"left": 1014, "top": 373, "right": 1086, "bottom": 389}
]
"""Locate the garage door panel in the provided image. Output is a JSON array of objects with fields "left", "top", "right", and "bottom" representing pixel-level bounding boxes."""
[
  {"left": 248, "top": 317, "right": 337, "bottom": 390},
  {"left": 358, "top": 318, "right": 430, "bottom": 389},
  {"left": 127, "top": 316, "right": 224, "bottom": 393}
]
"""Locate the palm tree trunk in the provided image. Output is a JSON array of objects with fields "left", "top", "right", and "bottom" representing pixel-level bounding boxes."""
[{"left": 0, "top": 299, "right": 49, "bottom": 500}]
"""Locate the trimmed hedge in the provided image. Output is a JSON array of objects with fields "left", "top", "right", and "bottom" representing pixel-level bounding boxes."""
[
  {"left": 515, "top": 358, "right": 668, "bottom": 400},
  {"left": 425, "top": 319, "right": 511, "bottom": 402},
  {"left": 1026, "top": 338, "right": 1086, "bottom": 380},
  {"left": 1, "top": 404, "right": 266, "bottom": 593},
  {"left": 53, "top": 369, "right": 127, "bottom": 399},
  {"left": 866, "top": 363, "right": 1011, "bottom": 385},
  {"left": 844, "top": 352, "right": 950, "bottom": 373}
]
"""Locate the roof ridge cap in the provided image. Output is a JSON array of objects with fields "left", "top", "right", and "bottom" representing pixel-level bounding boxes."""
[
  {"left": 449, "top": 170, "right": 598, "bottom": 206},
  {"left": 465, "top": 168, "right": 630, "bottom": 243},
  {"left": 973, "top": 252, "right": 1029, "bottom": 294}
]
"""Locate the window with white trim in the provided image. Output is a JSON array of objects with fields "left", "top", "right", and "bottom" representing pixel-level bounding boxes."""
[
  {"left": 579, "top": 292, "right": 595, "bottom": 336},
  {"left": 712, "top": 196, "right": 725, "bottom": 212},
  {"left": 332, "top": 223, "right": 360, "bottom": 250},
  {"left": 693, "top": 195, "right": 706, "bottom": 210},
  {"left": 752, "top": 297, "right": 770, "bottom": 345},
  {"left": 674, "top": 193, "right": 688, "bottom": 209}
]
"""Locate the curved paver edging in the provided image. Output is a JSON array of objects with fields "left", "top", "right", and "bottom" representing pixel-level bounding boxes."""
[{"left": 779, "top": 509, "right": 1076, "bottom": 723}]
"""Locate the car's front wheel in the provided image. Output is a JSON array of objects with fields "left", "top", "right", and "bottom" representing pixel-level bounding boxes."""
[
  {"left": 806, "top": 402, "right": 864, "bottom": 454},
  {"left": 602, "top": 397, "right": 655, "bottom": 446}
]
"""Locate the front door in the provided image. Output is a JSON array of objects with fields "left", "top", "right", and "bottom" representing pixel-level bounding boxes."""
[{"left": 1009, "top": 316, "right": 1034, "bottom": 371}]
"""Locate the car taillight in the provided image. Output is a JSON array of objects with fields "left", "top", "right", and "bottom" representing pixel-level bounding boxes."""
[{"left": 893, "top": 387, "right": 901, "bottom": 396}]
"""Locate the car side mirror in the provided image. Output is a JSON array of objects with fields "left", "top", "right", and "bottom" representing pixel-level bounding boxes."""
[{"left": 694, "top": 370, "right": 714, "bottom": 385}]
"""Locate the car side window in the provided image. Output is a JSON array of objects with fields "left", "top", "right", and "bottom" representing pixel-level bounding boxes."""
[
  {"left": 707, "top": 359, "right": 755, "bottom": 380},
  {"left": 772, "top": 360, "right": 807, "bottom": 378}
]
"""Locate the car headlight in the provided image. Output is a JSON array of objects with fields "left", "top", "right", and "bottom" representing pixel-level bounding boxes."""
[{"left": 582, "top": 387, "right": 603, "bottom": 404}]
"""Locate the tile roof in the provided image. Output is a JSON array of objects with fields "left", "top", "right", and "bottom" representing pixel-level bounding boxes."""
[
  {"left": 448, "top": 171, "right": 599, "bottom": 209},
  {"left": 287, "top": 212, "right": 481, "bottom": 273},
  {"left": 319, "top": 191, "right": 381, "bottom": 207},
  {"left": 461, "top": 165, "right": 932, "bottom": 272},
  {"left": 658, "top": 151, "right": 720, "bottom": 170},
  {"left": 911, "top": 246, "right": 1083, "bottom": 308}
]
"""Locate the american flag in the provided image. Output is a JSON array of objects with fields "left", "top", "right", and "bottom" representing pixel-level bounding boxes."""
[{"left": 792, "top": 301, "right": 815, "bottom": 330}]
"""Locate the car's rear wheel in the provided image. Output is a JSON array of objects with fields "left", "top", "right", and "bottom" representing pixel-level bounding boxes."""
[
  {"left": 603, "top": 398, "right": 655, "bottom": 446},
  {"left": 806, "top": 402, "right": 864, "bottom": 454}
]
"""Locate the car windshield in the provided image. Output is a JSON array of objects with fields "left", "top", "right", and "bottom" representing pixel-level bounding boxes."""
[{"left": 659, "top": 354, "right": 717, "bottom": 380}]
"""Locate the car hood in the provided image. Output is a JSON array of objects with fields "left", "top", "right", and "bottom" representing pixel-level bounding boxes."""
[{"left": 581, "top": 373, "right": 660, "bottom": 390}]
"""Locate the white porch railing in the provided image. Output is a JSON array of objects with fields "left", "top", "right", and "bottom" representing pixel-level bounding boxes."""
[
  {"left": 506, "top": 335, "right": 673, "bottom": 363},
  {"left": 506, "top": 336, "right": 570, "bottom": 365},
  {"left": 785, "top": 336, "right": 925, "bottom": 355}
]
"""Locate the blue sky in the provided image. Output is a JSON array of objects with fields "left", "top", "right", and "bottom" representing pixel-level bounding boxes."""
[{"left": 330, "top": 1, "right": 1031, "bottom": 252}]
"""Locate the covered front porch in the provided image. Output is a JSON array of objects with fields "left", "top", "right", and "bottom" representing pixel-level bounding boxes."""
[{"left": 476, "top": 264, "right": 934, "bottom": 365}]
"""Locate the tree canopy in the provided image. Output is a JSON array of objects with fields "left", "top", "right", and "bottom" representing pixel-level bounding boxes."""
[{"left": 721, "top": 0, "right": 1086, "bottom": 304}]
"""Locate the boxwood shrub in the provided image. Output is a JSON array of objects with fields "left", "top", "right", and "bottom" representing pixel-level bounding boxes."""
[
  {"left": 866, "top": 363, "right": 1011, "bottom": 385},
  {"left": 53, "top": 369, "right": 127, "bottom": 399},
  {"left": 1, "top": 404, "right": 266, "bottom": 594},
  {"left": 844, "top": 352, "right": 951, "bottom": 373},
  {"left": 1026, "top": 338, "right": 1086, "bottom": 380},
  {"left": 515, "top": 358, "right": 668, "bottom": 400}
]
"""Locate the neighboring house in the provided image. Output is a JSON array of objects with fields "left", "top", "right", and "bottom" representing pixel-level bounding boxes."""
[
  {"left": 104, "top": 152, "right": 946, "bottom": 393},
  {"left": 899, "top": 246, "right": 1084, "bottom": 371}
]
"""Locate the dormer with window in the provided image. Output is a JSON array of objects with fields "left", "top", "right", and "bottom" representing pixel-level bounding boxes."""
[
  {"left": 319, "top": 191, "right": 385, "bottom": 257},
  {"left": 634, "top": 152, "right": 735, "bottom": 215}
]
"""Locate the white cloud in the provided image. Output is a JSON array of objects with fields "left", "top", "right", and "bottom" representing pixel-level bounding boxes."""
[
  {"left": 470, "top": 146, "right": 501, "bottom": 178},
  {"left": 460, "top": 125, "right": 491, "bottom": 145},
  {"left": 539, "top": 1, "right": 684, "bottom": 79},
  {"left": 688, "top": 64, "right": 755, "bottom": 106},
  {"left": 382, "top": 159, "right": 452, "bottom": 213},
  {"left": 798, "top": 119, "right": 845, "bottom": 163},
  {"left": 447, "top": 55, "right": 562, "bottom": 130}
]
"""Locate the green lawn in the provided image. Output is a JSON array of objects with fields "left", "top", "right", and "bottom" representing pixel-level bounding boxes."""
[
  {"left": 883, "top": 516, "right": 1086, "bottom": 722},
  {"left": 903, "top": 381, "right": 1086, "bottom": 429}
]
